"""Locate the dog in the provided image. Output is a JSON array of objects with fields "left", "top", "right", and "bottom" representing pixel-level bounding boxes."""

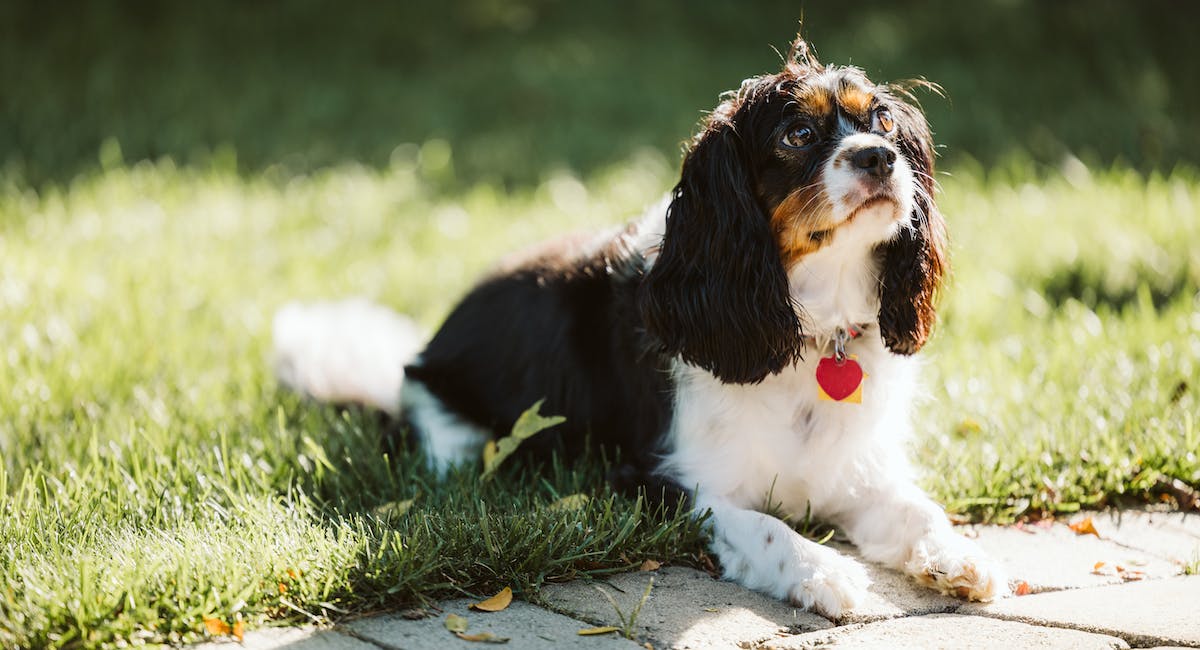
[{"left": 273, "top": 35, "right": 1008, "bottom": 618}]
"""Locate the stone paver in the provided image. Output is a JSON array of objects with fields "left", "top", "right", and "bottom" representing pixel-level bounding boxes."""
[
  {"left": 964, "top": 575, "right": 1200, "bottom": 647},
  {"left": 188, "top": 510, "right": 1200, "bottom": 650},
  {"left": 828, "top": 542, "right": 962, "bottom": 623},
  {"left": 541, "top": 566, "right": 832, "bottom": 649},
  {"left": 1093, "top": 509, "right": 1200, "bottom": 565},
  {"left": 342, "top": 598, "right": 643, "bottom": 649},
  {"left": 192, "top": 627, "right": 376, "bottom": 650},
  {"left": 760, "top": 613, "right": 1129, "bottom": 649},
  {"left": 965, "top": 521, "right": 1182, "bottom": 592}
]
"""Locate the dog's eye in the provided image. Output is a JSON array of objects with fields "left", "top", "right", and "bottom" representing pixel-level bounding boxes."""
[
  {"left": 874, "top": 107, "right": 895, "bottom": 133},
  {"left": 781, "top": 124, "right": 815, "bottom": 149}
]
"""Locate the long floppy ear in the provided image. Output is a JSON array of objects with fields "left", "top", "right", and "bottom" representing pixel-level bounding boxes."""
[
  {"left": 638, "top": 110, "right": 804, "bottom": 384},
  {"left": 877, "top": 99, "right": 948, "bottom": 355}
]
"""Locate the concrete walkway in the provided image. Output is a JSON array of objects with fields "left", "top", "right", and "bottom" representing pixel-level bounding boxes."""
[{"left": 194, "top": 509, "right": 1200, "bottom": 649}]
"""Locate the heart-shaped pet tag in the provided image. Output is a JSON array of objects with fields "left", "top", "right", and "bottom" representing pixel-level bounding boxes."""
[{"left": 816, "top": 356, "right": 864, "bottom": 402}]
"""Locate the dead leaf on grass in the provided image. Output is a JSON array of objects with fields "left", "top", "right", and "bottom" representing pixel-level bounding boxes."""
[
  {"left": 578, "top": 626, "right": 620, "bottom": 636},
  {"left": 481, "top": 400, "right": 565, "bottom": 481},
  {"left": 548, "top": 494, "right": 590, "bottom": 511},
  {"left": 639, "top": 560, "right": 662, "bottom": 572},
  {"left": 471, "top": 587, "right": 513, "bottom": 612},
  {"left": 373, "top": 496, "right": 417, "bottom": 519},
  {"left": 203, "top": 617, "right": 231, "bottom": 636}
]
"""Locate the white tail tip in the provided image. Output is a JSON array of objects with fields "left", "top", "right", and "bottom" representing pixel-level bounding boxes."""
[{"left": 272, "top": 298, "right": 423, "bottom": 415}]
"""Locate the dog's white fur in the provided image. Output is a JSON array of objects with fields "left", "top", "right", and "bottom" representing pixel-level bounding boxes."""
[
  {"left": 654, "top": 143, "right": 1007, "bottom": 616},
  {"left": 273, "top": 298, "right": 422, "bottom": 415},
  {"left": 272, "top": 140, "right": 1008, "bottom": 618}
]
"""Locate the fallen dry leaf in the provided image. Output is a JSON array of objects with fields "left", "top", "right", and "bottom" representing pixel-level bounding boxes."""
[
  {"left": 1093, "top": 561, "right": 1106, "bottom": 570},
  {"left": 639, "top": 560, "right": 662, "bottom": 572},
  {"left": 399, "top": 608, "right": 431, "bottom": 620},
  {"left": 373, "top": 497, "right": 416, "bottom": 519},
  {"left": 1014, "top": 581, "right": 1032, "bottom": 596},
  {"left": 578, "top": 626, "right": 620, "bottom": 636},
  {"left": 471, "top": 587, "right": 513, "bottom": 612},
  {"left": 481, "top": 400, "right": 564, "bottom": 481},
  {"left": 203, "top": 617, "right": 231, "bottom": 636},
  {"left": 548, "top": 494, "right": 590, "bottom": 511},
  {"left": 445, "top": 613, "right": 469, "bottom": 633},
  {"left": 456, "top": 631, "right": 510, "bottom": 643},
  {"left": 482, "top": 440, "right": 498, "bottom": 468},
  {"left": 1068, "top": 516, "right": 1101, "bottom": 538}
]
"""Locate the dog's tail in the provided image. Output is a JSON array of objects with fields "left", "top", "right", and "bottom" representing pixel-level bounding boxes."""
[{"left": 271, "top": 298, "right": 423, "bottom": 415}]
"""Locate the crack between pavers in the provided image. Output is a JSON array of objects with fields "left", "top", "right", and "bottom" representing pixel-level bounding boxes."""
[
  {"left": 525, "top": 594, "right": 663, "bottom": 648},
  {"left": 335, "top": 625, "right": 401, "bottom": 650},
  {"left": 1104, "top": 535, "right": 1200, "bottom": 569}
]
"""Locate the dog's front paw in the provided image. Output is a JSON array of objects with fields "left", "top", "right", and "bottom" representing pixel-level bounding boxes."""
[
  {"left": 906, "top": 533, "right": 1009, "bottom": 601},
  {"left": 784, "top": 545, "right": 871, "bottom": 618},
  {"left": 715, "top": 527, "right": 871, "bottom": 619}
]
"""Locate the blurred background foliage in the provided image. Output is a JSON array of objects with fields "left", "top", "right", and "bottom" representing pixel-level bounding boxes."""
[{"left": 2, "top": 0, "right": 1198, "bottom": 188}]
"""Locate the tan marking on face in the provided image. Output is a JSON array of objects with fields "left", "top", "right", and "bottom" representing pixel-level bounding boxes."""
[
  {"left": 837, "top": 86, "right": 874, "bottom": 117},
  {"left": 770, "top": 186, "right": 836, "bottom": 266},
  {"left": 795, "top": 85, "right": 833, "bottom": 117}
]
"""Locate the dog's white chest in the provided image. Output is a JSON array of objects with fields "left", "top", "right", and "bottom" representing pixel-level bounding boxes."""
[{"left": 661, "top": 332, "right": 916, "bottom": 516}]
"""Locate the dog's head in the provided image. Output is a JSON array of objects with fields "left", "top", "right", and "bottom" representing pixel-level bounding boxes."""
[{"left": 639, "top": 35, "right": 946, "bottom": 384}]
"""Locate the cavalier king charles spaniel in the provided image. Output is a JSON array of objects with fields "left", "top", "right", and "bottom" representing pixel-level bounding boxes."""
[{"left": 274, "top": 35, "right": 1008, "bottom": 617}]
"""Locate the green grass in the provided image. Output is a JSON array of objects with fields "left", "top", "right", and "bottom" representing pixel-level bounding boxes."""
[
  {"left": 1184, "top": 550, "right": 1200, "bottom": 576},
  {"left": 1, "top": 151, "right": 1197, "bottom": 648}
]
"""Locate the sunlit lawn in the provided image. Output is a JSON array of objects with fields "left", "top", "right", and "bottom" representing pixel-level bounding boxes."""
[{"left": 1, "top": 149, "right": 1197, "bottom": 648}]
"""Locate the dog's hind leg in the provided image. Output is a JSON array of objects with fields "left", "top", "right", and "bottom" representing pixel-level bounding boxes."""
[{"left": 401, "top": 377, "right": 490, "bottom": 475}]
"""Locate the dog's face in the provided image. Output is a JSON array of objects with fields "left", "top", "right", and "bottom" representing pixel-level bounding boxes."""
[
  {"left": 753, "top": 67, "right": 920, "bottom": 265},
  {"left": 639, "top": 37, "right": 946, "bottom": 384}
]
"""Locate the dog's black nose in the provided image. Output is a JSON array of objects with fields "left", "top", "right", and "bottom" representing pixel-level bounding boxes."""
[{"left": 851, "top": 146, "right": 896, "bottom": 179}]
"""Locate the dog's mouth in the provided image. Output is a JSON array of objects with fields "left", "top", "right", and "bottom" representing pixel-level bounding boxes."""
[{"left": 844, "top": 193, "right": 899, "bottom": 224}]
